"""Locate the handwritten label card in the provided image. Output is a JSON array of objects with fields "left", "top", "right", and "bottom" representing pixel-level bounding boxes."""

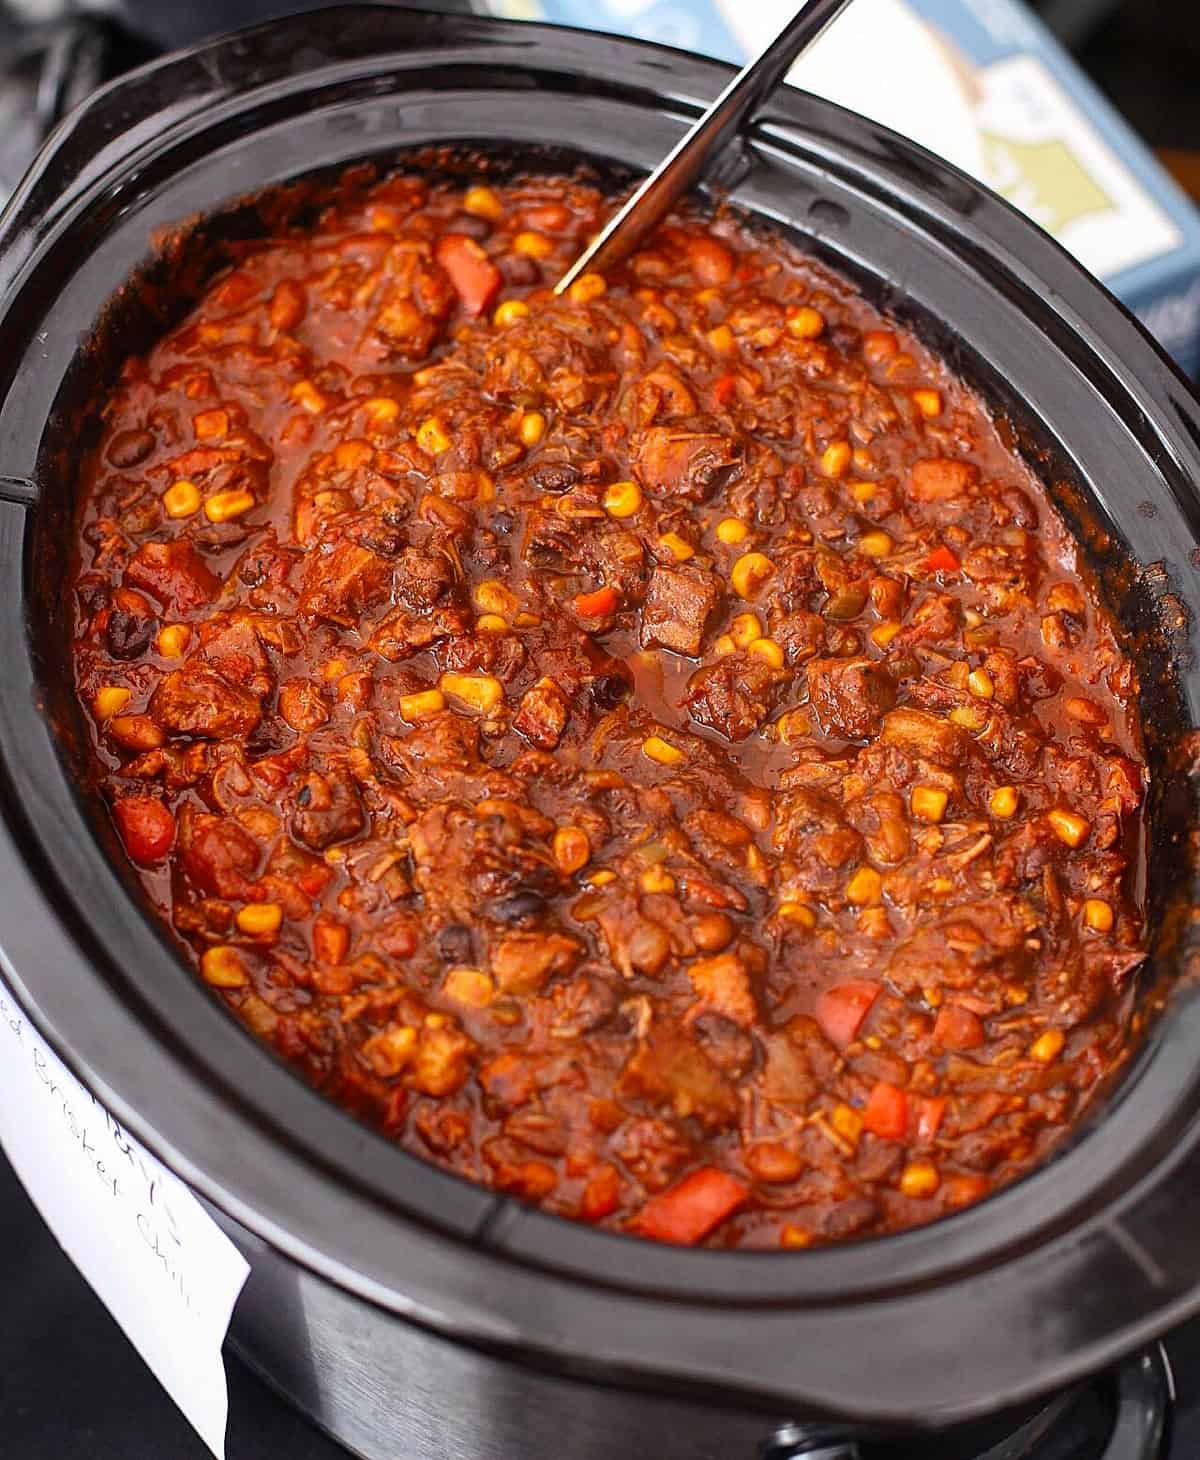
[{"left": 0, "top": 968, "right": 250, "bottom": 1459}]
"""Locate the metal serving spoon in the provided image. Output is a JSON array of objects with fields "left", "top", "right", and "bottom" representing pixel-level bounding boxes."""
[{"left": 555, "top": 0, "right": 857, "bottom": 294}]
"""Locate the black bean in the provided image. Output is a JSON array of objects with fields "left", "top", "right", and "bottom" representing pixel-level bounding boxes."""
[
  {"left": 105, "top": 610, "right": 155, "bottom": 660},
  {"left": 492, "top": 511, "right": 515, "bottom": 535},
  {"left": 490, "top": 890, "right": 548, "bottom": 927},
  {"left": 106, "top": 428, "right": 155, "bottom": 469},
  {"left": 501, "top": 255, "right": 539, "bottom": 287},
  {"left": 527, "top": 462, "right": 579, "bottom": 494},
  {"left": 437, "top": 924, "right": 474, "bottom": 964},
  {"left": 446, "top": 212, "right": 491, "bottom": 242},
  {"left": 590, "top": 672, "right": 630, "bottom": 710}
]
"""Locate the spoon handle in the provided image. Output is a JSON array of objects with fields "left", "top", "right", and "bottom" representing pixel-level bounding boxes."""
[{"left": 555, "top": 0, "right": 856, "bottom": 293}]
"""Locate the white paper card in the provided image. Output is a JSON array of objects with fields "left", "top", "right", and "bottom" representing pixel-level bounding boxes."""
[{"left": 0, "top": 968, "right": 250, "bottom": 1459}]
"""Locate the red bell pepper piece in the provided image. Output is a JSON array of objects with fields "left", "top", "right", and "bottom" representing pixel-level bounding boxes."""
[
  {"left": 924, "top": 545, "right": 960, "bottom": 574},
  {"left": 914, "top": 1094, "right": 947, "bottom": 1145},
  {"left": 862, "top": 1081, "right": 909, "bottom": 1141},
  {"left": 435, "top": 233, "right": 501, "bottom": 317},
  {"left": 634, "top": 1167, "right": 748, "bottom": 1244},
  {"left": 573, "top": 585, "right": 620, "bottom": 618},
  {"left": 712, "top": 373, "right": 738, "bottom": 408},
  {"left": 933, "top": 1003, "right": 985, "bottom": 1050},
  {"left": 113, "top": 796, "right": 175, "bottom": 866},
  {"left": 581, "top": 1164, "right": 622, "bottom": 1222},
  {"left": 814, "top": 979, "right": 881, "bottom": 1049}
]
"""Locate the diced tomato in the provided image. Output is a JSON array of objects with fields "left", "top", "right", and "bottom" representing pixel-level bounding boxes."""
[
  {"left": 435, "top": 233, "right": 501, "bottom": 317},
  {"left": 381, "top": 1086, "right": 409, "bottom": 1134},
  {"left": 944, "top": 1173, "right": 991, "bottom": 1207},
  {"left": 581, "top": 1163, "right": 622, "bottom": 1222},
  {"left": 862, "top": 1081, "right": 908, "bottom": 1141},
  {"left": 573, "top": 585, "right": 620, "bottom": 618},
  {"left": 113, "top": 796, "right": 175, "bottom": 865},
  {"left": 924, "top": 545, "right": 960, "bottom": 574},
  {"left": 933, "top": 1002, "right": 984, "bottom": 1050},
  {"left": 712, "top": 373, "right": 738, "bottom": 408},
  {"left": 914, "top": 1095, "right": 947, "bottom": 1145},
  {"left": 814, "top": 979, "right": 881, "bottom": 1049},
  {"left": 295, "top": 863, "right": 332, "bottom": 900},
  {"left": 125, "top": 539, "right": 220, "bottom": 614},
  {"left": 634, "top": 1167, "right": 748, "bottom": 1245}
]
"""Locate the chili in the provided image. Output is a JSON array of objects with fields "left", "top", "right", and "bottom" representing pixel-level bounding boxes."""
[{"left": 69, "top": 170, "right": 1147, "bottom": 1248}]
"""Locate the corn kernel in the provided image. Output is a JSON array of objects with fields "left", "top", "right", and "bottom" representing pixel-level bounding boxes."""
[
  {"left": 519, "top": 411, "right": 546, "bottom": 447},
  {"left": 201, "top": 945, "right": 248, "bottom": 989},
  {"left": 204, "top": 489, "right": 254, "bottom": 523},
  {"left": 820, "top": 440, "right": 852, "bottom": 478},
  {"left": 474, "top": 615, "right": 506, "bottom": 634},
  {"left": 587, "top": 869, "right": 617, "bottom": 887},
  {"left": 730, "top": 612, "right": 763, "bottom": 648},
  {"left": 290, "top": 380, "right": 326, "bottom": 414},
  {"left": 94, "top": 686, "right": 131, "bottom": 720},
  {"left": 193, "top": 408, "right": 228, "bottom": 440},
  {"left": 603, "top": 480, "right": 642, "bottom": 518},
  {"left": 475, "top": 579, "right": 519, "bottom": 618},
  {"left": 417, "top": 417, "right": 451, "bottom": 455},
  {"left": 858, "top": 530, "right": 892, "bottom": 558},
  {"left": 990, "top": 786, "right": 1019, "bottom": 819},
  {"left": 514, "top": 231, "right": 553, "bottom": 259},
  {"left": 846, "top": 866, "right": 883, "bottom": 905},
  {"left": 714, "top": 634, "right": 736, "bottom": 658},
  {"left": 1084, "top": 898, "right": 1114, "bottom": 933},
  {"left": 780, "top": 1224, "right": 814, "bottom": 1248},
  {"left": 443, "top": 966, "right": 495, "bottom": 1008},
  {"left": 569, "top": 272, "right": 607, "bottom": 304},
  {"left": 333, "top": 439, "right": 372, "bottom": 471},
  {"left": 493, "top": 298, "right": 530, "bottom": 327},
  {"left": 850, "top": 481, "right": 878, "bottom": 503},
  {"left": 514, "top": 611, "right": 542, "bottom": 628},
  {"left": 640, "top": 865, "right": 676, "bottom": 895},
  {"left": 440, "top": 674, "right": 504, "bottom": 714},
  {"left": 949, "top": 704, "right": 987, "bottom": 731},
  {"left": 899, "top": 1161, "right": 940, "bottom": 1199},
  {"left": 871, "top": 621, "right": 902, "bottom": 648},
  {"left": 778, "top": 900, "right": 816, "bottom": 929},
  {"left": 1030, "top": 1029, "right": 1065, "bottom": 1063},
  {"left": 397, "top": 688, "right": 446, "bottom": 722},
  {"left": 787, "top": 306, "right": 825, "bottom": 340},
  {"left": 968, "top": 668, "right": 994, "bottom": 699},
  {"left": 716, "top": 517, "right": 748, "bottom": 545},
  {"left": 153, "top": 624, "right": 188, "bottom": 660},
  {"left": 364, "top": 396, "right": 400, "bottom": 425},
  {"left": 1048, "top": 808, "right": 1090, "bottom": 848},
  {"left": 658, "top": 531, "right": 694, "bottom": 562},
  {"left": 831, "top": 1103, "right": 863, "bottom": 1145},
  {"left": 911, "top": 785, "right": 948, "bottom": 823},
  {"left": 912, "top": 388, "right": 942, "bottom": 418},
  {"left": 707, "top": 323, "right": 736, "bottom": 356},
  {"left": 553, "top": 826, "right": 591, "bottom": 875},
  {"left": 748, "top": 637, "right": 785, "bottom": 669},
  {"left": 163, "top": 479, "right": 201, "bottom": 518},
  {"left": 774, "top": 709, "right": 812, "bottom": 743},
  {"left": 463, "top": 185, "right": 503, "bottom": 222},
  {"left": 237, "top": 902, "right": 283, "bottom": 937},
  {"left": 642, "top": 734, "right": 684, "bottom": 766},
  {"left": 731, "top": 551, "right": 775, "bottom": 600}
]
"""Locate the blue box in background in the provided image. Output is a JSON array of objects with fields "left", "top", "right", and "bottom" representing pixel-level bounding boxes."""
[{"left": 485, "top": 0, "right": 1200, "bottom": 378}]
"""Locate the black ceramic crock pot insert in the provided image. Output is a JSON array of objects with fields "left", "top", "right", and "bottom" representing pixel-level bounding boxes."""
[{"left": 0, "top": 3, "right": 1199, "bottom": 1432}]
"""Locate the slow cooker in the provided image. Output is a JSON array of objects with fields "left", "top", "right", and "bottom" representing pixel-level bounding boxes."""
[{"left": 3, "top": 6, "right": 1200, "bottom": 1456}]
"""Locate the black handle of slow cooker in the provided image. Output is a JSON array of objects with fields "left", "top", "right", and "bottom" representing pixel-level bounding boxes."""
[{"left": 758, "top": 1342, "right": 1173, "bottom": 1459}]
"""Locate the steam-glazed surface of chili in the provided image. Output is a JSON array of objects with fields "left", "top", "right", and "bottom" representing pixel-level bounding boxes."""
[{"left": 70, "top": 172, "right": 1147, "bottom": 1248}]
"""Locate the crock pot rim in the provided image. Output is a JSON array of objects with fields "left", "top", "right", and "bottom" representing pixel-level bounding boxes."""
[{"left": 2, "top": 2, "right": 1200, "bottom": 1424}]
